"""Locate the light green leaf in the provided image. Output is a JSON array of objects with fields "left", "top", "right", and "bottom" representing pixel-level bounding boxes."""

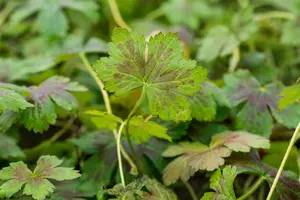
[
  {"left": 128, "top": 116, "right": 171, "bottom": 143},
  {"left": 94, "top": 28, "right": 207, "bottom": 122},
  {"left": 86, "top": 110, "right": 123, "bottom": 130},
  {"left": 279, "top": 83, "right": 300, "bottom": 109},
  {"left": 0, "top": 134, "right": 25, "bottom": 159},
  {"left": 201, "top": 166, "right": 237, "bottom": 200},
  {"left": 0, "top": 88, "right": 33, "bottom": 112},
  {"left": 0, "top": 155, "right": 80, "bottom": 200}
]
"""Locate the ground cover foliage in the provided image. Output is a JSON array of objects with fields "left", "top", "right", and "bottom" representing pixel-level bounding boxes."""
[{"left": 0, "top": 0, "right": 300, "bottom": 199}]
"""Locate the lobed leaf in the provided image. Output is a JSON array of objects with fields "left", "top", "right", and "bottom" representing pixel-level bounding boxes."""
[
  {"left": 127, "top": 116, "right": 172, "bottom": 143},
  {"left": 0, "top": 88, "right": 33, "bottom": 112},
  {"left": 162, "top": 131, "right": 269, "bottom": 185},
  {"left": 0, "top": 155, "right": 80, "bottom": 200},
  {"left": 94, "top": 28, "right": 207, "bottom": 122},
  {"left": 201, "top": 166, "right": 237, "bottom": 200},
  {"left": 20, "top": 76, "right": 87, "bottom": 132}
]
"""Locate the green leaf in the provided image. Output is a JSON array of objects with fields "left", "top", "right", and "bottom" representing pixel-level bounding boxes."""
[
  {"left": 127, "top": 116, "right": 172, "bottom": 143},
  {"left": 143, "top": 178, "right": 178, "bottom": 200},
  {"left": 189, "top": 82, "right": 229, "bottom": 121},
  {"left": 224, "top": 70, "right": 300, "bottom": 137},
  {"left": 10, "top": 0, "right": 99, "bottom": 37},
  {"left": 0, "top": 57, "right": 56, "bottom": 82},
  {"left": 0, "top": 155, "right": 80, "bottom": 200},
  {"left": 86, "top": 110, "right": 123, "bottom": 130},
  {"left": 201, "top": 166, "right": 237, "bottom": 200},
  {"left": 263, "top": 142, "right": 299, "bottom": 173},
  {"left": 35, "top": 0, "right": 68, "bottom": 37},
  {"left": 94, "top": 28, "right": 207, "bottom": 122},
  {"left": 20, "top": 76, "right": 87, "bottom": 133},
  {"left": 0, "top": 133, "right": 25, "bottom": 159},
  {"left": 162, "top": 0, "right": 222, "bottom": 29},
  {"left": 279, "top": 83, "right": 300, "bottom": 109},
  {"left": 162, "top": 131, "right": 269, "bottom": 185},
  {"left": 0, "top": 88, "right": 33, "bottom": 112},
  {"left": 105, "top": 177, "right": 146, "bottom": 199},
  {"left": 230, "top": 153, "right": 300, "bottom": 200},
  {"left": 197, "top": 8, "right": 257, "bottom": 61}
]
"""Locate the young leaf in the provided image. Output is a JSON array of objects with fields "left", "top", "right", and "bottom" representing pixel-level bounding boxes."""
[
  {"left": 20, "top": 76, "right": 87, "bottom": 132},
  {"left": 86, "top": 110, "right": 123, "bottom": 130},
  {"left": 10, "top": 0, "right": 99, "bottom": 37},
  {"left": 201, "top": 166, "right": 237, "bottom": 200},
  {"left": 93, "top": 28, "right": 207, "bottom": 122},
  {"left": 143, "top": 178, "right": 178, "bottom": 200},
  {"left": 197, "top": 8, "right": 257, "bottom": 61},
  {"left": 224, "top": 70, "right": 300, "bottom": 137},
  {"left": 0, "top": 88, "right": 33, "bottom": 112},
  {"left": 162, "top": 131, "right": 269, "bottom": 185},
  {"left": 127, "top": 116, "right": 172, "bottom": 143},
  {"left": 0, "top": 133, "right": 25, "bottom": 159},
  {"left": 279, "top": 83, "right": 300, "bottom": 109},
  {"left": 161, "top": 0, "right": 222, "bottom": 29},
  {"left": 105, "top": 177, "right": 146, "bottom": 199},
  {"left": 0, "top": 155, "right": 80, "bottom": 200}
]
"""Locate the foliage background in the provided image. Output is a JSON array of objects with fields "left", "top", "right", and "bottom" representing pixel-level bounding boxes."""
[{"left": 0, "top": 0, "right": 300, "bottom": 199}]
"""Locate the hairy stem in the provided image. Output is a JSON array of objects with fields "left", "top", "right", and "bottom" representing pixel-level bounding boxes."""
[
  {"left": 182, "top": 180, "right": 198, "bottom": 200},
  {"left": 50, "top": 117, "right": 75, "bottom": 143},
  {"left": 108, "top": 0, "right": 131, "bottom": 31},
  {"left": 117, "top": 121, "right": 127, "bottom": 187},
  {"left": 266, "top": 122, "right": 300, "bottom": 200},
  {"left": 238, "top": 176, "right": 265, "bottom": 200},
  {"left": 79, "top": 52, "right": 137, "bottom": 175}
]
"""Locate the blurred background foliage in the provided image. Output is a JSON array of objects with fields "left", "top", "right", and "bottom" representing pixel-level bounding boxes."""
[{"left": 0, "top": 0, "right": 300, "bottom": 199}]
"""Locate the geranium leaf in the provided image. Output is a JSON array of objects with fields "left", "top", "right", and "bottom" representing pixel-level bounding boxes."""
[
  {"left": 10, "top": 0, "right": 99, "bottom": 37},
  {"left": 143, "top": 178, "right": 178, "bottom": 200},
  {"left": 197, "top": 8, "right": 257, "bottom": 61},
  {"left": 94, "top": 28, "right": 207, "bottom": 122},
  {"left": 0, "top": 133, "right": 25, "bottom": 159},
  {"left": 201, "top": 166, "right": 237, "bottom": 200},
  {"left": 230, "top": 153, "right": 300, "bottom": 200},
  {"left": 0, "top": 162, "right": 32, "bottom": 198},
  {"left": 279, "top": 83, "right": 300, "bottom": 109},
  {"left": 161, "top": 0, "right": 222, "bottom": 29},
  {"left": 0, "top": 155, "right": 80, "bottom": 200},
  {"left": 127, "top": 116, "right": 171, "bottom": 143},
  {"left": 162, "top": 131, "right": 269, "bottom": 185},
  {"left": 86, "top": 110, "right": 123, "bottom": 131},
  {"left": 224, "top": 70, "right": 300, "bottom": 136},
  {"left": 20, "top": 76, "right": 87, "bottom": 132},
  {"left": 0, "top": 88, "right": 33, "bottom": 112}
]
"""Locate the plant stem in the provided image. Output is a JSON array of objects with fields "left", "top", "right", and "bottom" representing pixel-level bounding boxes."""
[
  {"left": 117, "top": 121, "right": 127, "bottom": 187},
  {"left": 79, "top": 52, "right": 137, "bottom": 175},
  {"left": 50, "top": 117, "right": 74, "bottom": 143},
  {"left": 266, "top": 122, "right": 300, "bottom": 200},
  {"left": 79, "top": 52, "right": 112, "bottom": 114},
  {"left": 145, "top": 8, "right": 164, "bottom": 20},
  {"left": 108, "top": 0, "right": 131, "bottom": 31},
  {"left": 182, "top": 180, "right": 198, "bottom": 200},
  {"left": 254, "top": 11, "right": 296, "bottom": 21},
  {"left": 237, "top": 176, "right": 265, "bottom": 200},
  {"left": 124, "top": 87, "right": 147, "bottom": 174}
]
